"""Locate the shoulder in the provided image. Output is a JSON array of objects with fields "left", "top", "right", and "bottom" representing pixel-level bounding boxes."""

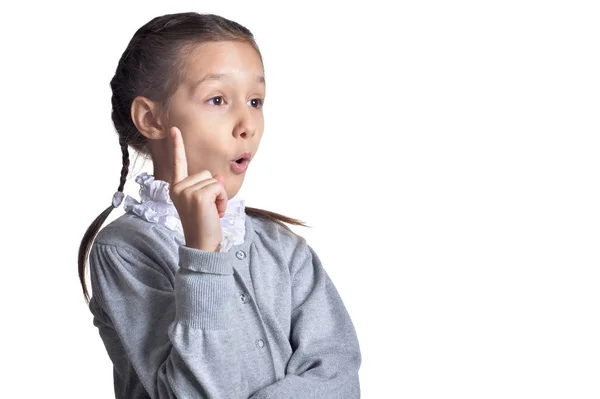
[
  {"left": 89, "top": 213, "right": 179, "bottom": 290},
  {"left": 247, "top": 213, "right": 309, "bottom": 264},
  {"left": 88, "top": 214, "right": 177, "bottom": 307},
  {"left": 92, "top": 213, "right": 180, "bottom": 265},
  {"left": 248, "top": 213, "right": 305, "bottom": 243}
]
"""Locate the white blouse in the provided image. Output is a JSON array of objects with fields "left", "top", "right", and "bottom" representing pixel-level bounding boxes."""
[{"left": 117, "top": 172, "right": 246, "bottom": 253}]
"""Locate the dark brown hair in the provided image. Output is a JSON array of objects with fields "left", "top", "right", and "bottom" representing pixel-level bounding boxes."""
[{"left": 78, "top": 12, "right": 309, "bottom": 303}]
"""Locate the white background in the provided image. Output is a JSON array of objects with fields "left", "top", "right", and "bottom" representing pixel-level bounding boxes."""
[{"left": 1, "top": 0, "right": 599, "bottom": 397}]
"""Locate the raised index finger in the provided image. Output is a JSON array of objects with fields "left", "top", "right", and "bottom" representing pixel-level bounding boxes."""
[{"left": 171, "top": 126, "right": 188, "bottom": 184}]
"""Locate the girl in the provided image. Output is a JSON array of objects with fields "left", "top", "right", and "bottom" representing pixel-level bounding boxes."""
[{"left": 78, "top": 12, "right": 361, "bottom": 399}]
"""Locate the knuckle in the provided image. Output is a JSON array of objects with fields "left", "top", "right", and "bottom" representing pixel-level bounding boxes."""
[
  {"left": 190, "top": 188, "right": 204, "bottom": 201},
  {"left": 198, "top": 170, "right": 212, "bottom": 178},
  {"left": 170, "top": 185, "right": 181, "bottom": 196},
  {"left": 183, "top": 187, "right": 195, "bottom": 200}
]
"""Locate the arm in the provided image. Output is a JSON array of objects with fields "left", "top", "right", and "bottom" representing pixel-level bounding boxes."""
[
  {"left": 88, "top": 241, "right": 250, "bottom": 399},
  {"left": 249, "top": 240, "right": 362, "bottom": 399}
]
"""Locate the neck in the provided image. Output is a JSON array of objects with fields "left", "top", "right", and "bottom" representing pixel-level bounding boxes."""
[
  {"left": 149, "top": 139, "right": 173, "bottom": 184},
  {"left": 152, "top": 168, "right": 171, "bottom": 184}
]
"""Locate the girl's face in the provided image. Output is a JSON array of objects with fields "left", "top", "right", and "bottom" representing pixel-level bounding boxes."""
[{"left": 151, "top": 40, "right": 265, "bottom": 200}]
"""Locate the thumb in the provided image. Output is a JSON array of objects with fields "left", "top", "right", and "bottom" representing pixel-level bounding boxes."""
[
  {"left": 213, "top": 174, "right": 227, "bottom": 218},
  {"left": 213, "top": 174, "right": 225, "bottom": 185}
]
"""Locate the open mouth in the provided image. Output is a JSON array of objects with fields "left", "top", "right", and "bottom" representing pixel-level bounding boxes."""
[
  {"left": 233, "top": 152, "right": 251, "bottom": 164},
  {"left": 231, "top": 155, "right": 250, "bottom": 174}
]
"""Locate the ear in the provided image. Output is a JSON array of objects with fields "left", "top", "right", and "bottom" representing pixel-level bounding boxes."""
[{"left": 130, "top": 96, "right": 168, "bottom": 140}]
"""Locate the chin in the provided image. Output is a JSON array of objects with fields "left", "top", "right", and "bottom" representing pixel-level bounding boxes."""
[{"left": 226, "top": 184, "right": 242, "bottom": 200}]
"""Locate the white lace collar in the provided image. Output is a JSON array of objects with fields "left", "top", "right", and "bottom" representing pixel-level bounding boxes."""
[{"left": 121, "top": 172, "right": 246, "bottom": 253}]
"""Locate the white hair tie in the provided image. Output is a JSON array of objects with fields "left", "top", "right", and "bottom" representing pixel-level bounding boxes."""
[{"left": 112, "top": 191, "right": 125, "bottom": 208}]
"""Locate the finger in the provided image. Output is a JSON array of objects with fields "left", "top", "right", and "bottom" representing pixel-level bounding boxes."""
[
  {"left": 173, "top": 170, "right": 214, "bottom": 192},
  {"left": 171, "top": 126, "right": 188, "bottom": 184},
  {"left": 181, "top": 178, "right": 218, "bottom": 197},
  {"left": 213, "top": 181, "right": 229, "bottom": 217},
  {"left": 213, "top": 174, "right": 227, "bottom": 218},
  {"left": 189, "top": 180, "right": 229, "bottom": 216},
  {"left": 213, "top": 174, "right": 225, "bottom": 186}
]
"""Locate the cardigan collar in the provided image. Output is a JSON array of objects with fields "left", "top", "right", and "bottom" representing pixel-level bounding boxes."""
[{"left": 121, "top": 172, "right": 246, "bottom": 253}]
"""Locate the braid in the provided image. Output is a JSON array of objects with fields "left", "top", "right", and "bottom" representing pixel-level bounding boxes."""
[{"left": 118, "top": 136, "right": 130, "bottom": 192}]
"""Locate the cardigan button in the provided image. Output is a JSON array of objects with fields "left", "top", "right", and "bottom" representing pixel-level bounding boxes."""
[
  {"left": 235, "top": 250, "right": 246, "bottom": 260},
  {"left": 240, "top": 293, "right": 248, "bottom": 304},
  {"left": 256, "top": 339, "right": 265, "bottom": 348}
]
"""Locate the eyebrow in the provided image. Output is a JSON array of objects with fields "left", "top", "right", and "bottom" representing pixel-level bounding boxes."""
[{"left": 192, "top": 73, "right": 265, "bottom": 92}]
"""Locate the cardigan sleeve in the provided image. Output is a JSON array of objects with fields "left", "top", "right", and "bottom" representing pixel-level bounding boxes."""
[
  {"left": 88, "top": 241, "right": 251, "bottom": 399},
  {"left": 248, "top": 239, "right": 362, "bottom": 399}
]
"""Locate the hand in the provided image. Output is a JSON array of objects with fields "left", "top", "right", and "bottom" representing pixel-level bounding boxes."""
[{"left": 168, "top": 126, "right": 228, "bottom": 252}]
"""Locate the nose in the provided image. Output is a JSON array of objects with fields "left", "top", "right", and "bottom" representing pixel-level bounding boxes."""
[
  {"left": 236, "top": 130, "right": 252, "bottom": 139},
  {"left": 233, "top": 104, "right": 257, "bottom": 139},
  {"left": 233, "top": 124, "right": 255, "bottom": 139}
]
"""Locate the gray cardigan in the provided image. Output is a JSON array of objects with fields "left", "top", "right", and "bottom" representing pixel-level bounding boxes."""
[{"left": 88, "top": 211, "right": 362, "bottom": 398}]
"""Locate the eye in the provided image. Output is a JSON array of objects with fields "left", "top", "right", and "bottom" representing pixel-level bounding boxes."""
[
  {"left": 248, "top": 98, "right": 264, "bottom": 109},
  {"left": 207, "top": 96, "right": 225, "bottom": 106}
]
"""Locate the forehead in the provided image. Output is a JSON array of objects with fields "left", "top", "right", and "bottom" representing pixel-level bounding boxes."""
[{"left": 182, "top": 41, "right": 264, "bottom": 87}]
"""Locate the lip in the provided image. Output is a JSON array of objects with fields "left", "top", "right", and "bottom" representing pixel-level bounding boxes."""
[
  {"left": 231, "top": 158, "right": 250, "bottom": 174},
  {"left": 232, "top": 152, "right": 252, "bottom": 162}
]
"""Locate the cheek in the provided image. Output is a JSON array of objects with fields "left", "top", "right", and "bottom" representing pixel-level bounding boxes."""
[
  {"left": 196, "top": 137, "right": 230, "bottom": 159},
  {"left": 170, "top": 99, "right": 218, "bottom": 128},
  {"left": 256, "top": 116, "right": 265, "bottom": 132}
]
